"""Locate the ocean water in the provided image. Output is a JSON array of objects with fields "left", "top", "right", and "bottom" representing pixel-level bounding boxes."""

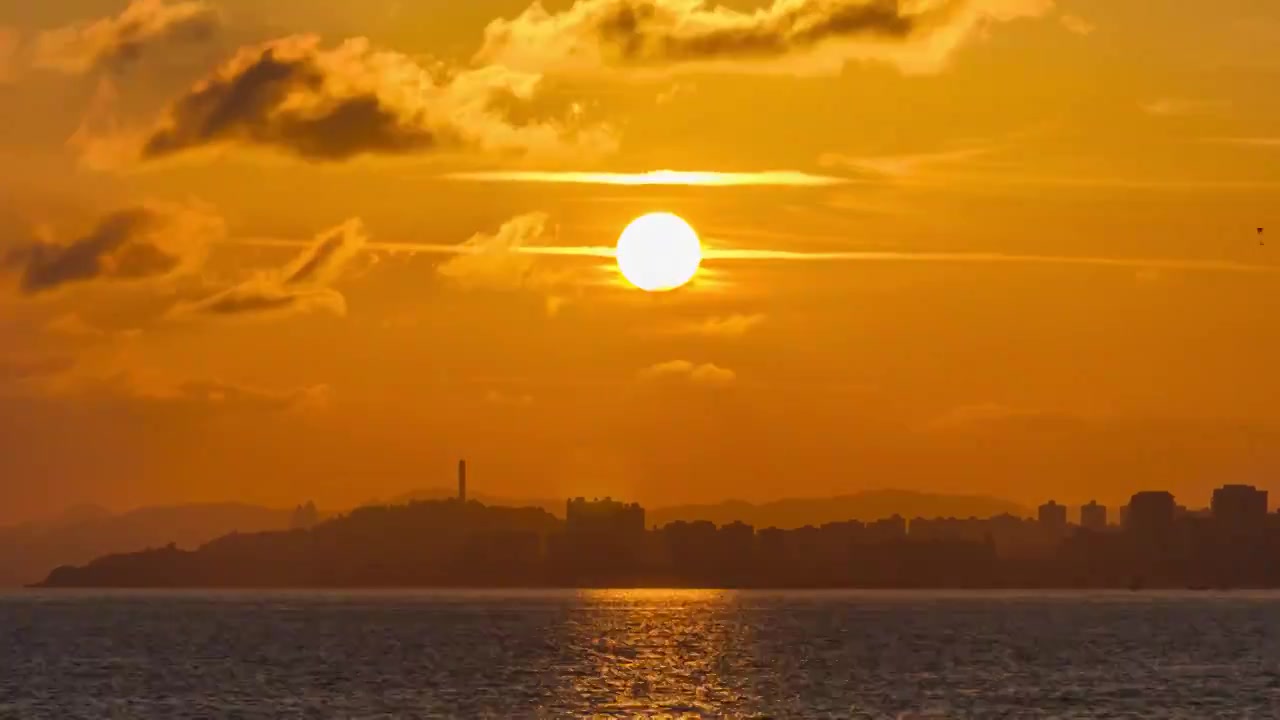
[{"left": 2, "top": 590, "right": 1279, "bottom": 719}]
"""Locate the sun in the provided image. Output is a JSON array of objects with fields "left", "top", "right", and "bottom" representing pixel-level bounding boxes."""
[{"left": 615, "top": 212, "right": 703, "bottom": 292}]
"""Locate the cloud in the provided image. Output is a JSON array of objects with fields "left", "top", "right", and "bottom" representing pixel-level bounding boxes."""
[
  {"left": 818, "top": 145, "right": 999, "bottom": 181},
  {"left": 656, "top": 80, "right": 695, "bottom": 104},
  {"left": 476, "top": 0, "right": 1056, "bottom": 77},
  {"left": 437, "top": 212, "right": 566, "bottom": 291},
  {"left": 441, "top": 169, "right": 851, "bottom": 186},
  {"left": 0, "top": 339, "right": 331, "bottom": 413},
  {"left": 1206, "top": 137, "right": 1280, "bottom": 148},
  {"left": 1142, "top": 98, "right": 1228, "bottom": 117},
  {"left": 230, "top": 227, "right": 1280, "bottom": 279},
  {"left": 43, "top": 313, "right": 144, "bottom": 340},
  {"left": 639, "top": 360, "right": 736, "bottom": 387},
  {"left": 0, "top": 26, "right": 20, "bottom": 83},
  {"left": 1058, "top": 14, "right": 1094, "bottom": 36},
  {"left": 0, "top": 353, "right": 77, "bottom": 387},
  {"left": 106, "top": 35, "right": 615, "bottom": 165},
  {"left": 32, "top": 0, "right": 220, "bottom": 75},
  {"left": 165, "top": 379, "right": 332, "bottom": 413},
  {"left": 669, "top": 313, "right": 766, "bottom": 338},
  {"left": 171, "top": 218, "right": 367, "bottom": 320},
  {"left": 486, "top": 389, "right": 535, "bottom": 406},
  {"left": 695, "top": 247, "right": 1280, "bottom": 275},
  {"left": 3, "top": 204, "right": 222, "bottom": 296},
  {"left": 924, "top": 403, "right": 1079, "bottom": 433}
]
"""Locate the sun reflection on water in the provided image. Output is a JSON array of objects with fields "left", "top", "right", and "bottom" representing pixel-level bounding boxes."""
[{"left": 553, "top": 589, "right": 749, "bottom": 718}]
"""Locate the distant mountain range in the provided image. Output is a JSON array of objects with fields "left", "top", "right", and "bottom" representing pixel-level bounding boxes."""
[
  {"left": 0, "top": 504, "right": 298, "bottom": 587},
  {"left": 0, "top": 490, "right": 1029, "bottom": 586}
]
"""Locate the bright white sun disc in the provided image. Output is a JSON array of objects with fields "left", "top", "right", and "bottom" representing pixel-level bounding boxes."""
[{"left": 616, "top": 212, "right": 702, "bottom": 292}]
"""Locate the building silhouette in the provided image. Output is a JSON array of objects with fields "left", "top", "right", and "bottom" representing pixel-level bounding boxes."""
[
  {"left": 457, "top": 459, "right": 467, "bottom": 503},
  {"left": 556, "top": 497, "right": 646, "bottom": 582},
  {"left": 565, "top": 497, "right": 644, "bottom": 535},
  {"left": 1080, "top": 501, "right": 1107, "bottom": 532},
  {"left": 1211, "top": 484, "right": 1267, "bottom": 536},
  {"left": 290, "top": 501, "right": 320, "bottom": 530},
  {"left": 1038, "top": 500, "right": 1067, "bottom": 535},
  {"left": 867, "top": 514, "right": 907, "bottom": 542},
  {"left": 1124, "top": 491, "right": 1176, "bottom": 538}
]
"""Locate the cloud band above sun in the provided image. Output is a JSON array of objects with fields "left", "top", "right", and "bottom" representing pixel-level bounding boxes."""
[
  {"left": 225, "top": 235, "right": 1280, "bottom": 276},
  {"left": 441, "top": 169, "right": 854, "bottom": 187}
]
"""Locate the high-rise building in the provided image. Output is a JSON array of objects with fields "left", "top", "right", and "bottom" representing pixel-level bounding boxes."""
[
  {"left": 561, "top": 497, "right": 647, "bottom": 577},
  {"left": 458, "top": 459, "right": 467, "bottom": 503},
  {"left": 1124, "top": 491, "right": 1176, "bottom": 538},
  {"left": 1212, "top": 484, "right": 1268, "bottom": 535},
  {"left": 1080, "top": 501, "right": 1107, "bottom": 532},
  {"left": 566, "top": 497, "right": 645, "bottom": 536},
  {"left": 1038, "top": 500, "right": 1068, "bottom": 532},
  {"left": 290, "top": 501, "right": 319, "bottom": 530}
]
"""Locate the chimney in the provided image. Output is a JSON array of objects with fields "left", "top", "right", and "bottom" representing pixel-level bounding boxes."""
[{"left": 458, "top": 459, "right": 467, "bottom": 503}]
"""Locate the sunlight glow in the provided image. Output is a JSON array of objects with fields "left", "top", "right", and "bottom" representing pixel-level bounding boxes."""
[{"left": 616, "top": 213, "right": 703, "bottom": 292}]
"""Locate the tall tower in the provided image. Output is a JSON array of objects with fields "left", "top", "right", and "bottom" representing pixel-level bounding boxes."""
[{"left": 458, "top": 459, "right": 467, "bottom": 503}]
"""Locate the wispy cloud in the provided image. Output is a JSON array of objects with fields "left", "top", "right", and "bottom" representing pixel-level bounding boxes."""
[
  {"left": 44, "top": 313, "right": 141, "bottom": 340},
  {"left": 436, "top": 212, "right": 557, "bottom": 289},
  {"left": 1205, "top": 137, "right": 1280, "bottom": 148},
  {"left": 486, "top": 389, "right": 534, "bottom": 407},
  {"left": 819, "top": 146, "right": 1000, "bottom": 181},
  {"left": 435, "top": 212, "right": 597, "bottom": 314},
  {"left": 696, "top": 248, "right": 1280, "bottom": 275},
  {"left": 32, "top": 0, "right": 220, "bottom": 75},
  {"left": 441, "top": 169, "right": 852, "bottom": 187},
  {"left": 477, "top": 0, "right": 1056, "bottom": 78},
  {"left": 1059, "top": 14, "right": 1095, "bottom": 36},
  {"left": 666, "top": 313, "right": 767, "bottom": 338},
  {"left": 1142, "top": 98, "right": 1228, "bottom": 117},
  {"left": 170, "top": 219, "right": 367, "bottom": 321},
  {"left": 639, "top": 360, "right": 736, "bottom": 387},
  {"left": 224, "top": 236, "right": 1280, "bottom": 276}
]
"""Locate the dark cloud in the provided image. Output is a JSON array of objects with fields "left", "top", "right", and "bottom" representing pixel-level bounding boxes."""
[
  {"left": 33, "top": 0, "right": 220, "bottom": 75},
  {"left": 4, "top": 205, "right": 218, "bottom": 295},
  {"left": 171, "top": 218, "right": 366, "bottom": 320},
  {"left": 597, "top": 0, "right": 915, "bottom": 62},
  {"left": 141, "top": 46, "right": 433, "bottom": 162},
  {"left": 477, "top": 0, "right": 1054, "bottom": 76},
  {"left": 129, "top": 35, "right": 616, "bottom": 164}
]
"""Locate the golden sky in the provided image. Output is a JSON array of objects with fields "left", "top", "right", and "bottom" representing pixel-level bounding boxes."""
[{"left": 1, "top": 0, "right": 1278, "bottom": 522}]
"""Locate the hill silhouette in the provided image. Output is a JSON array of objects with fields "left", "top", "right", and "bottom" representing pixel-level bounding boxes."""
[
  {"left": 0, "top": 503, "right": 298, "bottom": 586},
  {"left": 38, "top": 500, "right": 560, "bottom": 588},
  {"left": 647, "top": 490, "right": 1028, "bottom": 529},
  {"left": 42, "top": 494, "right": 1278, "bottom": 590},
  {"left": 5, "top": 489, "right": 1028, "bottom": 586}
]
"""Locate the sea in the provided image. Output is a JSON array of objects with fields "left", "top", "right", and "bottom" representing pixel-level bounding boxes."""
[{"left": 2, "top": 589, "right": 1279, "bottom": 719}]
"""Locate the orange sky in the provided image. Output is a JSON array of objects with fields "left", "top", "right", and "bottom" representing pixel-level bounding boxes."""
[{"left": 1, "top": 0, "right": 1278, "bottom": 523}]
